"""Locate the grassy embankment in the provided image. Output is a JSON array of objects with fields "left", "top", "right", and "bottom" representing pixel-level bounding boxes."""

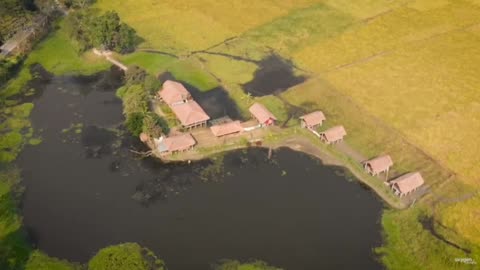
[{"left": 94, "top": 0, "right": 480, "bottom": 269}]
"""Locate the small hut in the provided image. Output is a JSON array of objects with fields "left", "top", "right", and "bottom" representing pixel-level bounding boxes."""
[
  {"left": 155, "top": 133, "right": 196, "bottom": 155},
  {"left": 389, "top": 172, "right": 424, "bottom": 197},
  {"left": 249, "top": 103, "right": 277, "bottom": 126},
  {"left": 299, "top": 111, "right": 326, "bottom": 129},
  {"left": 170, "top": 101, "right": 210, "bottom": 129},
  {"left": 319, "top": 125, "right": 347, "bottom": 144},
  {"left": 364, "top": 155, "right": 393, "bottom": 178},
  {"left": 210, "top": 121, "right": 243, "bottom": 137},
  {"left": 158, "top": 80, "right": 191, "bottom": 105}
]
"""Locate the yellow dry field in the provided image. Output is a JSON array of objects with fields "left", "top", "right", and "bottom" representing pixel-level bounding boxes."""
[
  {"left": 293, "top": 1, "right": 480, "bottom": 187},
  {"left": 95, "top": 0, "right": 480, "bottom": 188},
  {"left": 94, "top": 0, "right": 321, "bottom": 53},
  {"left": 323, "top": 0, "right": 409, "bottom": 19},
  {"left": 440, "top": 195, "right": 480, "bottom": 245}
]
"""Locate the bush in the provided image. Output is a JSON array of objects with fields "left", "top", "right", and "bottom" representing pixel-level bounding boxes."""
[
  {"left": 88, "top": 243, "right": 165, "bottom": 270},
  {"left": 125, "top": 112, "right": 144, "bottom": 137},
  {"left": 124, "top": 66, "right": 146, "bottom": 86}
]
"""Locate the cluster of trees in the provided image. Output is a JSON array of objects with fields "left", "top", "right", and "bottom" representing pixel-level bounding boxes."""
[
  {"left": 65, "top": 9, "right": 137, "bottom": 53},
  {"left": 117, "top": 66, "right": 169, "bottom": 137}
]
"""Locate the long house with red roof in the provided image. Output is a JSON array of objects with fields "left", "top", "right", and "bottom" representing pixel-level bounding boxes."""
[{"left": 158, "top": 80, "right": 210, "bottom": 129}]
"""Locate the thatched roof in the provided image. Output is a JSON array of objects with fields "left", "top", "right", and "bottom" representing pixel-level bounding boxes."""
[
  {"left": 320, "top": 125, "right": 347, "bottom": 142},
  {"left": 249, "top": 103, "right": 277, "bottom": 123},
  {"left": 390, "top": 172, "right": 424, "bottom": 194},
  {"left": 365, "top": 155, "right": 393, "bottom": 174},
  {"left": 159, "top": 80, "right": 190, "bottom": 105},
  {"left": 170, "top": 101, "right": 210, "bottom": 127},
  {"left": 156, "top": 133, "right": 196, "bottom": 152},
  {"left": 300, "top": 111, "right": 326, "bottom": 127},
  {"left": 210, "top": 121, "right": 243, "bottom": 137}
]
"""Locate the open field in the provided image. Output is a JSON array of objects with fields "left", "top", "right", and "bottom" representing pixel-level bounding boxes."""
[{"left": 1, "top": 0, "right": 480, "bottom": 269}]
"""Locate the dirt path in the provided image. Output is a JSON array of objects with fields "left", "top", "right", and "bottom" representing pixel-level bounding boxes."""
[{"left": 336, "top": 141, "right": 366, "bottom": 163}]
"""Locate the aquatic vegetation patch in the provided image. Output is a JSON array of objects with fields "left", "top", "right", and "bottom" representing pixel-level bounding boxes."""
[{"left": 0, "top": 103, "right": 36, "bottom": 162}]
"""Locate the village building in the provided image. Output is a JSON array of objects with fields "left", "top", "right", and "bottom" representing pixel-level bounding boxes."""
[
  {"left": 170, "top": 100, "right": 210, "bottom": 129},
  {"left": 300, "top": 111, "right": 326, "bottom": 129},
  {"left": 364, "top": 155, "right": 393, "bottom": 177},
  {"left": 210, "top": 120, "right": 244, "bottom": 137},
  {"left": 249, "top": 103, "right": 277, "bottom": 126},
  {"left": 319, "top": 125, "right": 347, "bottom": 144},
  {"left": 158, "top": 80, "right": 191, "bottom": 105},
  {"left": 154, "top": 133, "right": 196, "bottom": 155},
  {"left": 389, "top": 172, "right": 424, "bottom": 197}
]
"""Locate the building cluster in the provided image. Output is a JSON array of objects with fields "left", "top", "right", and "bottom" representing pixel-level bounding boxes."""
[
  {"left": 298, "top": 110, "right": 424, "bottom": 198},
  {"left": 147, "top": 80, "right": 280, "bottom": 156},
  {"left": 144, "top": 79, "right": 424, "bottom": 198}
]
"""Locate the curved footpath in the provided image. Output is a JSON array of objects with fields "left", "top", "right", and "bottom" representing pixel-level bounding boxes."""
[{"left": 159, "top": 132, "right": 407, "bottom": 210}]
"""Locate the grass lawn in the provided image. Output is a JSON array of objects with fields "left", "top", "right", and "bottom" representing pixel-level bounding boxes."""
[{"left": 1, "top": 20, "right": 110, "bottom": 98}]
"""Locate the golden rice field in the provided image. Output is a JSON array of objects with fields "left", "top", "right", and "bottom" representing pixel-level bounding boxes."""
[{"left": 91, "top": 1, "right": 480, "bottom": 265}]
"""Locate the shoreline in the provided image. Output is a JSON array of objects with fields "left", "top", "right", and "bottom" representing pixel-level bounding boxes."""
[{"left": 153, "top": 129, "right": 407, "bottom": 210}]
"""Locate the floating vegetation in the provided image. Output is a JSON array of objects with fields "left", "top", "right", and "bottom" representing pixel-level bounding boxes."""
[
  {"left": 201, "top": 153, "right": 226, "bottom": 182},
  {"left": 61, "top": 123, "right": 83, "bottom": 134}
]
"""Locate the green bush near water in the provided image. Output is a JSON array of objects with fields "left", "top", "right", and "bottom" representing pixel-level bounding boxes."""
[{"left": 88, "top": 243, "right": 165, "bottom": 270}]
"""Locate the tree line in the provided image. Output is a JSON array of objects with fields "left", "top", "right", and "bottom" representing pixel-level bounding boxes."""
[
  {"left": 65, "top": 9, "right": 138, "bottom": 53},
  {"left": 117, "top": 66, "right": 170, "bottom": 138}
]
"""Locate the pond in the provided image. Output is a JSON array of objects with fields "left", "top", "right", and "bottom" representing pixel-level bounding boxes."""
[{"left": 18, "top": 67, "right": 385, "bottom": 270}]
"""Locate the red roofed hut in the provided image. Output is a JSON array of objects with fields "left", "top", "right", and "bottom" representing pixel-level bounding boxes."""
[
  {"left": 170, "top": 101, "right": 210, "bottom": 129},
  {"left": 300, "top": 111, "right": 326, "bottom": 129},
  {"left": 249, "top": 103, "right": 277, "bottom": 126},
  {"left": 364, "top": 155, "right": 393, "bottom": 178},
  {"left": 155, "top": 133, "right": 196, "bottom": 155},
  {"left": 389, "top": 172, "right": 424, "bottom": 197},
  {"left": 210, "top": 121, "right": 243, "bottom": 137},
  {"left": 158, "top": 80, "right": 191, "bottom": 105},
  {"left": 319, "top": 125, "right": 347, "bottom": 144}
]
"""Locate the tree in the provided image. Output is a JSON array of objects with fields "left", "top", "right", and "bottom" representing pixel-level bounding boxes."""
[
  {"left": 89, "top": 11, "right": 137, "bottom": 53},
  {"left": 143, "top": 74, "right": 161, "bottom": 96},
  {"left": 121, "top": 84, "right": 148, "bottom": 116},
  {"left": 88, "top": 243, "right": 165, "bottom": 270},
  {"left": 143, "top": 113, "right": 169, "bottom": 138},
  {"left": 125, "top": 112, "right": 144, "bottom": 137},
  {"left": 124, "top": 66, "right": 146, "bottom": 86},
  {"left": 65, "top": 10, "right": 137, "bottom": 53}
]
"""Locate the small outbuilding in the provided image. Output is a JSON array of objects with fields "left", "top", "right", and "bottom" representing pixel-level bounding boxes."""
[
  {"left": 389, "top": 172, "right": 424, "bottom": 197},
  {"left": 158, "top": 80, "right": 191, "bottom": 105},
  {"left": 155, "top": 133, "right": 196, "bottom": 154},
  {"left": 210, "top": 121, "right": 243, "bottom": 137},
  {"left": 319, "top": 125, "right": 347, "bottom": 144},
  {"left": 170, "top": 101, "right": 210, "bottom": 129},
  {"left": 249, "top": 103, "right": 277, "bottom": 126},
  {"left": 300, "top": 111, "right": 326, "bottom": 129},
  {"left": 364, "top": 155, "right": 393, "bottom": 177}
]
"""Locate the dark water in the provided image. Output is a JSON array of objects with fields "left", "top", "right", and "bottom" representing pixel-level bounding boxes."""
[
  {"left": 242, "top": 54, "right": 307, "bottom": 97},
  {"left": 18, "top": 67, "right": 384, "bottom": 270}
]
